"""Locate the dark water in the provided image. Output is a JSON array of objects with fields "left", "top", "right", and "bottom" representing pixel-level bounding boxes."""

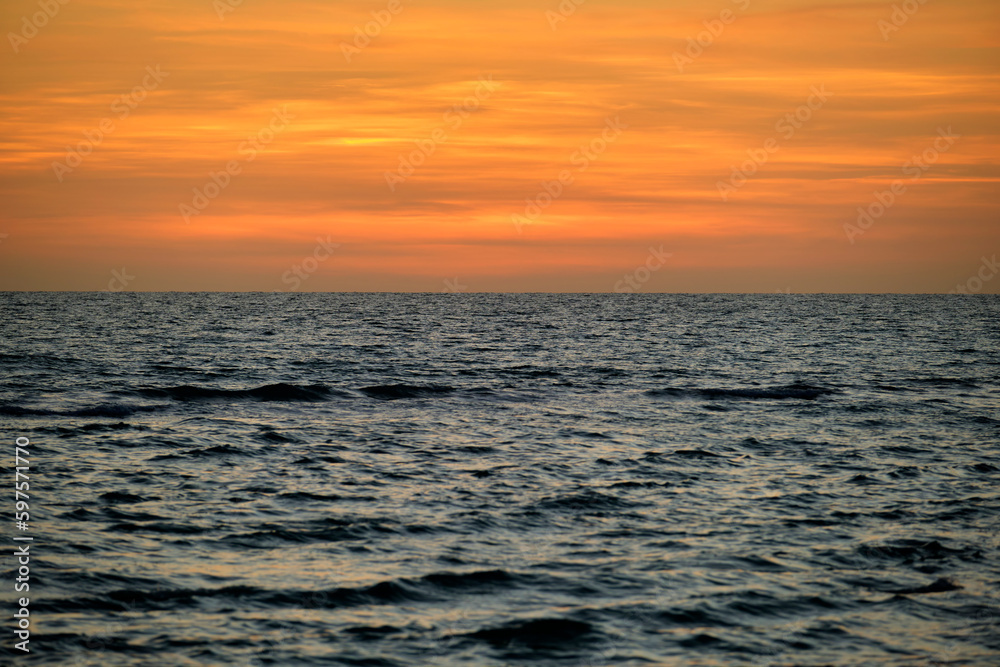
[{"left": 1, "top": 293, "right": 998, "bottom": 666}]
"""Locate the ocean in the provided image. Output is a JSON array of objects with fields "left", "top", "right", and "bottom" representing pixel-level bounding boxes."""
[{"left": 1, "top": 292, "right": 998, "bottom": 666}]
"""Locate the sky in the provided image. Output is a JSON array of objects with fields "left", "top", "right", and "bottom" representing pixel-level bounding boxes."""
[{"left": 0, "top": 0, "right": 998, "bottom": 292}]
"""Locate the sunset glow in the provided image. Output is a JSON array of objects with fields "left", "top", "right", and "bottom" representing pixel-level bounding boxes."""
[{"left": 1, "top": 0, "right": 998, "bottom": 291}]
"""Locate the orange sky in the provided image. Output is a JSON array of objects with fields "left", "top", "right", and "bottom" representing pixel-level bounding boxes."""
[{"left": 0, "top": 0, "right": 998, "bottom": 292}]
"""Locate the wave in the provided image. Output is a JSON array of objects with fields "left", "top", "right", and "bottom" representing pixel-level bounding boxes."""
[
  {"left": 358, "top": 384, "right": 456, "bottom": 400},
  {"left": 164, "top": 445, "right": 246, "bottom": 459},
  {"left": 99, "top": 492, "right": 149, "bottom": 503},
  {"left": 73, "top": 421, "right": 146, "bottom": 432},
  {"left": 132, "top": 383, "right": 339, "bottom": 402},
  {"left": 218, "top": 516, "right": 414, "bottom": 547},
  {"left": 880, "top": 577, "right": 962, "bottom": 595},
  {"left": 107, "top": 522, "right": 209, "bottom": 535},
  {"left": 647, "top": 383, "right": 835, "bottom": 400},
  {"left": 530, "top": 490, "right": 642, "bottom": 514},
  {"left": 0, "top": 352, "right": 84, "bottom": 366},
  {"left": 0, "top": 403, "right": 163, "bottom": 418},
  {"left": 34, "top": 569, "right": 522, "bottom": 614},
  {"left": 853, "top": 539, "right": 970, "bottom": 562},
  {"left": 503, "top": 365, "right": 562, "bottom": 377},
  {"left": 904, "top": 377, "right": 979, "bottom": 388},
  {"left": 275, "top": 491, "right": 378, "bottom": 503},
  {"left": 466, "top": 618, "right": 596, "bottom": 649}
]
